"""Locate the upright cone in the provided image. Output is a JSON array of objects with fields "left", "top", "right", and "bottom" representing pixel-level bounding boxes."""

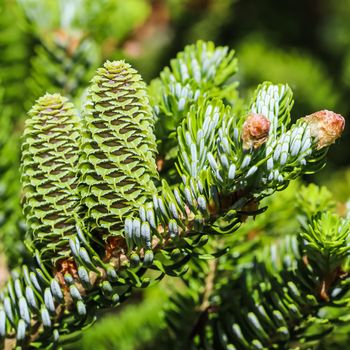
[
  {"left": 79, "top": 60, "right": 158, "bottom": 237},
  {"left": 21, "top": 93, "right": 81, "bottom": 263}
]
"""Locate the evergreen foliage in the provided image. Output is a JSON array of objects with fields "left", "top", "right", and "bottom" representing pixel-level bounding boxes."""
[
  {"left": 150, "top": 40, "right": 239, "bottom": 173},
  {"left": 0, "top": 1, "right": 29, "bottom": 267},
  {"left": 27, "top": 31, "right": 100, "bottom": 102},
  {"left": 130, "top": 185, "right": 350, "bottom": 350},
  {"left": 0, "top": 40, "right": 346, "bottom": 350},
  {"left": 0, "top": 0, "right": 29, "bottom": 115},
  {"left": 19, "top": 0, "right": 101, "bottom": 103},
  {"left": 0, "top": 90, "right": 26, "bottom": 267},
  {"left": 76, "top": 286, "right": 167, "bottom": 350}
]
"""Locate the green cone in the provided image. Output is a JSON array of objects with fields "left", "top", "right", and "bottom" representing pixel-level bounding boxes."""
[
  {"left": 79, "top": 60, "right": 158, "bottom": 237},
  {"left": 21, "top": 93, "right": 81, "bottom": 263}
]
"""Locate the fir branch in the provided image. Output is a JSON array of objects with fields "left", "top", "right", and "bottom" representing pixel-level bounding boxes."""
[
  {"left": 27, "top": 30, "right": 100, "bottom": 103},
  {"left": 149, "top": 40, "right": 239, "bottom": 177},
  {"left": 156, "top": 187, "right": 350, "bottom": 350},
  {"left": 0, "top": 42, "right": 345, "bottom": 349}
]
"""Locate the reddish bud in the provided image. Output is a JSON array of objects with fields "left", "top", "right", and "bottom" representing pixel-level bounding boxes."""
[
  {"left": 55, "top": 259, "right": 78, "bottom": 287},
  {"left": 302, "top": 110, "right": 345, "bottom": 150},
  {"left": 242, "top": 113, "right": 270, "bottom": 150}
]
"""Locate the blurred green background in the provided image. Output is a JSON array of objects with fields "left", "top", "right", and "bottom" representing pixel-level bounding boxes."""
[{"left": 1, "top": 0, "right": 350, "bottom": 348}]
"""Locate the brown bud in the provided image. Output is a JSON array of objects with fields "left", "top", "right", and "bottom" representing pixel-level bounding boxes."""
[
  {"left": 242, "top": 113, "right": 270, "bottom": 150},
  {"left": 55, "top": 258, "right": 78, "bottom": 287},
  {"left": 302, "top": 110, "right": 345, "bottom": 150}
]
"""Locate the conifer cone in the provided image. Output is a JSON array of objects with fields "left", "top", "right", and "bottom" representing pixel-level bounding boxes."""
[
  {"left": 21, "top": 94, "right": 81, "bottom": 264},
  {"left": 79, "top": 60, "right": 158, "bottom": 237}
]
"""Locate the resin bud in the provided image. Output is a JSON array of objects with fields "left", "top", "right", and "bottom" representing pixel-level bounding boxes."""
[
  {"left": 242, "top": 113, "right": 270, "bottom": 150},
  {"left": 302, "top": 110, "right": 345, "bottom": 150}
]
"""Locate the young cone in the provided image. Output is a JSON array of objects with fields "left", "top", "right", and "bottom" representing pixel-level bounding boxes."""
[
  {"left": 79, "top": 60, "right": 158, "bottom": 237},
  {"left": 21, "top": 93, "right": 81, "bottom": 264}
]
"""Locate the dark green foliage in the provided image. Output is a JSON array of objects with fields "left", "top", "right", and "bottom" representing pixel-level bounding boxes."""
[
  {"left": 19, "top": 0, "right": 153, "bottom": 106},
  {"left": 0, "top": 0, "right": 29, "bottom": 114},
  {"left": 149, "top": 185, "right": 350, "bottom": 350},
  {"left": 166, "top": 0, "right": 236, "bottom": 44},
  {"left": 0, "top": 1, "right": 29, "bottom": 266},
  {"left": 0, "top": 98, "right": 26, "bottom": 267},
  {"left": 75, "top": 286, "right": 166, "bottom": 350},
  {"left": 212, "top": 238, "right": 347, "bottom": 349},
  {"left": 27, "top": 31, "right": 100, "bottom": 102}
]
